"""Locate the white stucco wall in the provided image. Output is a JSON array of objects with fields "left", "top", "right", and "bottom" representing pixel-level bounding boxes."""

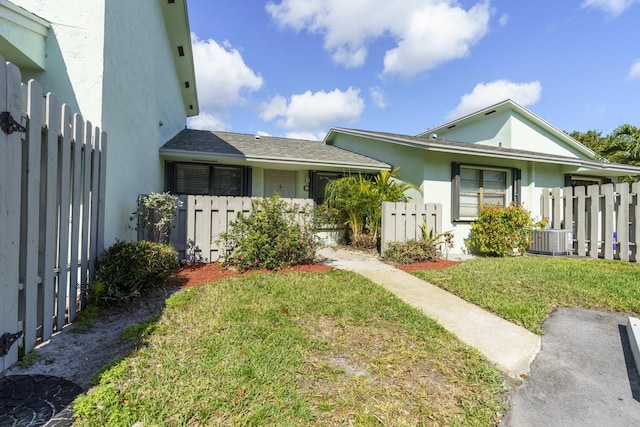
[
  {"left": 434, "top": 111, "right": 586, "bottom": 159},
  {"left": 101, "top": 0, "right": 187, "bottom": 245},
  {"left": 330, "top": 134, "right": 573, "bottom": 253},
  {"left": 18, "top": 0, "right": 105, "bottom": 123},
  {"left": 16, "top": 1, "right": 189, "bottom": 246}
]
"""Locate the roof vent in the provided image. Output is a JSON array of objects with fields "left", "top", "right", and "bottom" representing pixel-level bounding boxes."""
[
  {"left": 429, "top": 133, "right": 437, "bottom": 140},
  {"left": 484, "top": 109, "right": 496, "bottom": 116},
  {"left": 255, "top": 135, "right": 260, "bottom": 140}
]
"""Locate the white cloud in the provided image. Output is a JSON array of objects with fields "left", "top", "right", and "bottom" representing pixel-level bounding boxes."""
[
  {"left": 498, "top": 13, "right": 510, "bottom": 26},
  {"left": 190, "top": 33, "right": 263, "bottom": 130},
  {"left": 581, "top": 0, "right": 639, "bottom": 17},
  {"left": 628, "top": 59, "right": 640, "bottom": 80},
  {"left": 447, "top": 80, "right": 542, "bottom": 120},
  {"left": 266, "top": 0, "right": 492, "bottom": 77},
  {"left": 260, "top": 87, "right": 365, "bottom": 135},
  {"left": 369, "top": 86, "right": 389, "bottom": 108},
  {"left": 187, "top": 112, "right": 231, "bottom": 131}
]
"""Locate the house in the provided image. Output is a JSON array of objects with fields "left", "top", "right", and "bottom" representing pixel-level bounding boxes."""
[
  {"left": 324, "top": 100, "right": 640, "bottom": 253},
  {"left": 0, "top": 0, "right": 198, "bottom": 246},
  {"left": 160, "top": 129, "right": 390, "bottom": 204}
]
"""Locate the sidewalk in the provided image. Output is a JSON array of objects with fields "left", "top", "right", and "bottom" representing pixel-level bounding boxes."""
[{"left": 319, "top": 247, "right": 541, "bottom": 378}]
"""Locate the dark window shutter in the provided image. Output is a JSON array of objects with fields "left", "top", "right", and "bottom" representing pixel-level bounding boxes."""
[
  {"left": 512, "top": 168, "right": 522, "bottom": 204},
  {"left": 451, "top": 162, "right": 461, "bottom": 221},
  {"left": 564, "top": 174, "right": 572, "bottom": 187}
]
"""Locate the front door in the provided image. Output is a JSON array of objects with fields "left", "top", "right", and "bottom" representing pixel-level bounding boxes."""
[{"left": 264, "top": 170, "right": 296, "bottom": 198}]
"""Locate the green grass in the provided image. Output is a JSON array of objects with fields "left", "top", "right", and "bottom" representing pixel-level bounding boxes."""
[
  {"left": 414, "top": 256, "right": 640, "bottom": 334},
  {"left": 73, "top": 270, "right": 507, "bottom": 426}
]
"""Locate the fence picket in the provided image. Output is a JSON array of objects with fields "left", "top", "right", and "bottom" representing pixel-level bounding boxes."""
[
  {"left": 0, "top": 63, "right": 106, "bottom": 373},
  {"left": 0, "top": 61, "right": 23, "bottom": 370},
  {"left": 21, "top": 80, "right": 44, "bottom": 351},
  {"left": 41, "top": 93, "right": 61, "bottom": 341},
  {"left": 616, "top": 183, "right": 630, "bottom": 261}
]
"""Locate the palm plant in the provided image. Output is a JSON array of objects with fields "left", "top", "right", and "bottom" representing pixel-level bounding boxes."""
[{"left": 325, "top": 167, "right": 419, "bottom": 247}]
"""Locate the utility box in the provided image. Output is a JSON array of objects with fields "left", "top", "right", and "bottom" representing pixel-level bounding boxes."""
[{"left": 528, "top": 229, "right": 573, "bottom": 256}]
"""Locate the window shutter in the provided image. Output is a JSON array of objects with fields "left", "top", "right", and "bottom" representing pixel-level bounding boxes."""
[
  {"left": 564, "top": 174, "right": 572, "bottom": 187},
  {"left": 451, "top": 162, "right": 461, "bottom": 221},
  {"left": 512, "top": 168, "right": 521, "bottom": 204}
]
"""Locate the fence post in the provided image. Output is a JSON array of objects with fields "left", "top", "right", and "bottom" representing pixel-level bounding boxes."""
[{"left": 381, "top": 202, "right": 394, "bottom": 255}]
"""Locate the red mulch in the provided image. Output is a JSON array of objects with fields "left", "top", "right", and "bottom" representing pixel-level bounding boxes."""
[
  {"left": 395, "top": 259, "right": 461, "bottom": 272},
  {"left": 170, "top": 258, "right": 459, "bottom": 289},
  {"left": 170, "top": 262, "right": 333, "bottom": 289}
]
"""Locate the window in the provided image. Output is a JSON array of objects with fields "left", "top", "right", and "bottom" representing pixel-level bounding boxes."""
[
  {"left": 167, "top": 162, "right": 251, "bottom": 196},
  {"left": 310, "top": 171, "right": 343, "bottom": 204},
  {"left": 452, "top": 163, "right": 520, "bottom": 221}
]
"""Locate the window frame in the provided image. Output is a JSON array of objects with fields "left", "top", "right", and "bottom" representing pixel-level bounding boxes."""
[
  {"left": 452, "top": 163, "right": 520, "bottom": 222},
  {"left": 166, "top": 162, "right": 251, "bottom": 196}
]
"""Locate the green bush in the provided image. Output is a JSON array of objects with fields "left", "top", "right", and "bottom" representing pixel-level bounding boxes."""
[
  {"left": 218, "top": 195, "right": 320, "bottom": 272},
  {"left": 465, "top": 204, "right": 543, "bottom": 257},
  {"left": 92, "top": 240, "right": 177, "bottom": 306}
]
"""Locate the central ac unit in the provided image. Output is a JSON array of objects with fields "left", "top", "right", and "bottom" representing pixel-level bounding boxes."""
[{"left": 528, "top": 229, "right": 573, "bottom": 256}]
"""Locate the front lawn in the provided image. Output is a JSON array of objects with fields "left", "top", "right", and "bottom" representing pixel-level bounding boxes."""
[
  {"left": 73, "top": 270, "right": 507, "bottom": 426},
  {"left": 413, "top": 256, "right": 640, "bottom": 334}
]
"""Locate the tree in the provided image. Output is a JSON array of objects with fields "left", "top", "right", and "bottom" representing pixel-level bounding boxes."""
[{"left": 607, "top": 124, "right": 640, "bottom": 164}]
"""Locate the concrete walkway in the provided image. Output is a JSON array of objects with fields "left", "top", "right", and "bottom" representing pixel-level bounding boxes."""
[{"left": 319, "top": 247, "right": 541, "bottom": 378}]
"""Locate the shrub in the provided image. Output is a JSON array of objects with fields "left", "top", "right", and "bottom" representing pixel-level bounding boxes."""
[
  {"left": 92, "top": 240, "right": 178, "bottom": 306},
  {"left": 465, "top": 204, "right": 543, "bottom": 257},
  {"left": 218, "top": 195, "right": 320, "bottom": 272},
  {"left": 129, "top": 192, "right": 182, "bottom": 243}
]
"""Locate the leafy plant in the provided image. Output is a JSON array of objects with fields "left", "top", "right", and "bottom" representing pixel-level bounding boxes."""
[
  {"left": 129, "top": 192, "right": 182, "bottom": 243},
  {"left": 465, "top": 204, "right": 544, "bottom": 257},
  {"left": 92, "top": 240, "right": 178, "bottom": 306},
  {"left": 217, "top": 195, "right": 319, "bottom": 271},
  {"left": 325, "top": 167, "right": 418, "bottom": 249},
  {"left": 383, "top": 239, "right": 440, "bottom": 264}
]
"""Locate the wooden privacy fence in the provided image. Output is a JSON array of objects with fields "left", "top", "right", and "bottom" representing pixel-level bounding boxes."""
[
  {"left": 380, "top": 202, "right": 443, "bottom": 254},
  {"left": 0, "top": 59, "right": 107, "bottom": 372},
  {"left": 541, "top": 182, "right": 640, "bottom": 262},
  {"left": 171, "top": 196, "right": 314, "bottom": 262}
]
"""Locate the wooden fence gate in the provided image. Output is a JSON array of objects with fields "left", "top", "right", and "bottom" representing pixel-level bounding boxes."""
[{"left": 0, "top": 59, "right": 107, "bottom": 372}]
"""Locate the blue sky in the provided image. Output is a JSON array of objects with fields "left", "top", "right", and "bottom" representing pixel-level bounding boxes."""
[{"left": 186, "top": 0, "right": 640, "bottom": 140}]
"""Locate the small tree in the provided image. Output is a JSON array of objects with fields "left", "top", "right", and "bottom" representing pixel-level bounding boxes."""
[{"left": 130, "top": 192, "right": 182, "bottom": 243}]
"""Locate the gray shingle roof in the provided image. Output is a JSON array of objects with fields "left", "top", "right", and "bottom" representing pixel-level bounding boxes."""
[{"left": 161, "top": 129, "right": 390, "bottom": 169}]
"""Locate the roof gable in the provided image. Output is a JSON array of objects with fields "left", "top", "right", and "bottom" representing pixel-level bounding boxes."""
[{"left": 417, "top": 99, "right": 597, "bottom": 160}]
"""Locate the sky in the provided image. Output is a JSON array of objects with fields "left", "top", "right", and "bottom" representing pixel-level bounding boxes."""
[{"left": 186, "top": 0, "right": 640, "bottom": 141}]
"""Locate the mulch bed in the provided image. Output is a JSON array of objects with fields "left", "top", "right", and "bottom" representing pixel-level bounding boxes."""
[{"left": 171, "top": 258, "right": 459, "bottom": 289}]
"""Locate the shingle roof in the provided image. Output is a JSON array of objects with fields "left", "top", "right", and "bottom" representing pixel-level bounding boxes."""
[
  {"left": 325, "top": 127, "right": 640, "bottom": 176},
  {"left": 160, "top": 129, "right": 390, "bottom": 170}
]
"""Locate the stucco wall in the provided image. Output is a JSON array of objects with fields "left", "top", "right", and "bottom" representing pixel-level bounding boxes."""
[
  {"left": 101, "top": 0, "right": 187, "bottom": 245},
  {"left": 16, "top": 1, "right": 189, "bottom": 246},
  {"left": 18, "top": 0, "right": 105, "bottom": 123},
  {"left": 434, "top": 110, "right": 512, "bottom": 148},
  {"left": 331, "top": 133, "right": 573, "bottom": 253}
]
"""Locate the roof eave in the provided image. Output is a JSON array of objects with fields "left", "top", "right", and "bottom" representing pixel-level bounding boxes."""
[
  {"left": 159, "top": 148, "right": 391, "bottom": 170},
  {"left": 159, "top": 0, "right": 199, "bottom": 117}
]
